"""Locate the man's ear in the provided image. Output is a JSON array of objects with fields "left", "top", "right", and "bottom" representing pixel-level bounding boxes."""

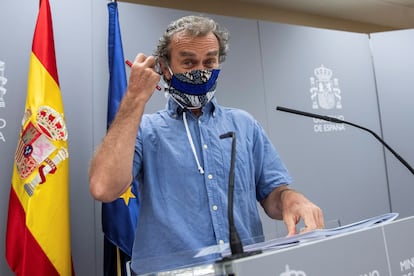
[{"left": 158, "top": 58, "right": 171, "bottom": 80}]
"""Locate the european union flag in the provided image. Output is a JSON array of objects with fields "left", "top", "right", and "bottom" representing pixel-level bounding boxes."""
[{"left": 102, "top": 2, "right": 139, "bottom": 275}]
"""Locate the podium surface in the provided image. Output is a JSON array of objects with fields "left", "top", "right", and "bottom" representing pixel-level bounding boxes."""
[{"left": 140, "top": 215, "right": 414, "bottom": 276}]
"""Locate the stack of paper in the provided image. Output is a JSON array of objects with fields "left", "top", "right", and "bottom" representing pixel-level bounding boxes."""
[{"left": 195, "top": 212, "right": 399, "bottom": 258}]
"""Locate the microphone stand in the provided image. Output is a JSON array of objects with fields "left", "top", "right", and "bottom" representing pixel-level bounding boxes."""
[
  {"left": 276, "top": 106, "right": 414, "bottom": 175},
  {"left": 219, "top": 132, "right": 261, "bottom": 261}
]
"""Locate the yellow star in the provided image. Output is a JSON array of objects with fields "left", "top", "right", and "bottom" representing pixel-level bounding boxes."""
[{"left": 119, "top": 185, "right": 136, "bottom": 206}]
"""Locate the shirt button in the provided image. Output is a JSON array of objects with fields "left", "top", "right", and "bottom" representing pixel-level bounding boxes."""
[
  {"left": 219, "top": 240, "right": 224, "bottom": 244},
  {"left": 212, "top": 205, "right": 218, "bottom": 211},
  {"left": 208, "top": 174, "right": 213, "bottom": 180},
  {"left": 203, "top": 144, "right": 208, "bottom": 149}
]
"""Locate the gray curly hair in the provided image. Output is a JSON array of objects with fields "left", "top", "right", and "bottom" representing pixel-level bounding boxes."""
[{"left": 153, "top": 15, "right": 230, "bottom": 64}]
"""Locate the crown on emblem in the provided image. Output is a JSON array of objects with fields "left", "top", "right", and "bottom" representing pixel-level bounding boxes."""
[
  {"left": 36, "top": 106, "right": 68, "bottom": 141},
  {"left": 314, "top": 65, "right": 332, "bottom": 81}
]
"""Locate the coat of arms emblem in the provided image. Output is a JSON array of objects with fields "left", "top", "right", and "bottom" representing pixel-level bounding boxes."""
[{"left": 310, "top": 65, "right": 342, "bottom": 110}]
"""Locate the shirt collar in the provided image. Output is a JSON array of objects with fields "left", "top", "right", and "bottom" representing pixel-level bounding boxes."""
[{"left": 166, "top": 97, "right": 217, "bottom": 118}]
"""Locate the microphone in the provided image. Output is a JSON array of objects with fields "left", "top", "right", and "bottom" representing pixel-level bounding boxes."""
[
  {"left": 276, "top": 106, "right": 414, "bottom": 175},
  {"left": 219, "top": 131, "right": 261, "bottom": 261}
]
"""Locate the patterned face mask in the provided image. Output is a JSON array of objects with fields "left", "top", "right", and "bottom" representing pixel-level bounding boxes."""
[{"left": 167, "top": 67, "right": 220, "bottom": 109}]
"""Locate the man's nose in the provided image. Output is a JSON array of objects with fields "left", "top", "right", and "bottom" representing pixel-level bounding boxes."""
[{"left": 193, "top": 62, "right": 208, "bottom": 71}]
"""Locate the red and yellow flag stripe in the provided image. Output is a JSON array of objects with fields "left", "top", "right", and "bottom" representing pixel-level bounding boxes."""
[{"left": 6, "top": 0, "right": 73, "bottom": 275}]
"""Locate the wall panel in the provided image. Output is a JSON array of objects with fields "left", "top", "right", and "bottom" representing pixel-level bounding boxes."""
[
  {"left": 370, "top": 29, "right": 414, "bottom": 218},
  {"left": 259, "top": 21, "right": 390, "bottom": 234}
]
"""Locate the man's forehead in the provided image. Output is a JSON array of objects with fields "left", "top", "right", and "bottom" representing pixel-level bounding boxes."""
[
  {"left": 170, "top": 32, "right": 219, "bottom": 56},
  {"left": 177, "top": 49, "right": 219, "bottom": 57}
]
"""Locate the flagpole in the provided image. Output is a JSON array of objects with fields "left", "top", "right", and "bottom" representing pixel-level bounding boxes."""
[{"left": 116, "top": 248, "right": 121, "bottom": 276}]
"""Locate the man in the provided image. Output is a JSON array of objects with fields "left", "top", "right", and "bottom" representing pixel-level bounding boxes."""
[{"left": 89, "top": 15, "right": 324, "bottom": 274}]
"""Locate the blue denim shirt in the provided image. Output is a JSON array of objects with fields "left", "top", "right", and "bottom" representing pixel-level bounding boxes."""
[{"left": 130, "top": 97, "right": 292, "bottom": 274}]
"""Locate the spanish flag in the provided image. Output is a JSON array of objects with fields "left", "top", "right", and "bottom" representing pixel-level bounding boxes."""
[{"left": 5, "top": 0, "right": 74, "bottom": 275}]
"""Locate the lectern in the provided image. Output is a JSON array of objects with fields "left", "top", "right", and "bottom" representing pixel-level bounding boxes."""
[{"left": 139, "top": 215, "right": 414, "bottom": 276}]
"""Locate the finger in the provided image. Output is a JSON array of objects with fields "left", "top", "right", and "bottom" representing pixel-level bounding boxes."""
[
  {"left": 312, "top": 206, "right": 325, "bottom": 229},
  {"left": 299, "top": 225, "right": 309, "bottom": 234},
  {"left": 302, "top": 208, "right": 324, "bottom": 230},
  {"left": 284, "top": 217, "right": 297, "bottom": 237},
  {"left": 134, "top": 53, "right": 147, "bottom": 63},
  {"left": 318, "top": 210, "right": 325, "bottom": 229},
  {"left": 142, "top": 55, "right": 156, "bottom": 69}
]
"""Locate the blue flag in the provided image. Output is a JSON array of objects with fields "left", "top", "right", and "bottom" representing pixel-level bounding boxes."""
[{"left": 102, "top": 1, "right": 139, "bottom": 261}]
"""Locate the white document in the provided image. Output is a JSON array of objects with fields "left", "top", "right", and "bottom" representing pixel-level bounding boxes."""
[{"left": 194, "top": 212, "right": 399, "bottom": 258}]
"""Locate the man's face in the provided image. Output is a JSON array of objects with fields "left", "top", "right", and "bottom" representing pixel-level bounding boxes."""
[{"left": 164, "top": 31, "right": 220, "bottom": 79}]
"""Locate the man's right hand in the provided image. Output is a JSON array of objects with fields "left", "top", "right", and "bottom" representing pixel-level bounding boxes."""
[{"left": 126, "top": 53, "right": 161, "bottom": 104}]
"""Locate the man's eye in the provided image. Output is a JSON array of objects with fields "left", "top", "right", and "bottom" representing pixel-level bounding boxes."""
[
  {"left": 183, "top": 60, "right": 194, "bottom": 67},
  {"left": 204, "top": 60, "right": 217, "bottom": 68}
]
